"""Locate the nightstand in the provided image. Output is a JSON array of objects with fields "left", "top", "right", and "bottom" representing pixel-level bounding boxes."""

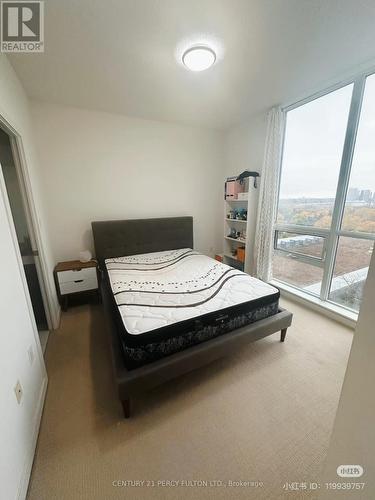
[{"left": 54, "top": 260, "right": 100, "bottom": 311}]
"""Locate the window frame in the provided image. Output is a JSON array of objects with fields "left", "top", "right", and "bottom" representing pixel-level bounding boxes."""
[{"left": 273, "top": 70, "right": 375, "bottom": 314}]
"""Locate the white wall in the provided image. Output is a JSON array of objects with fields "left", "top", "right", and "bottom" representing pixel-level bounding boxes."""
[
  {"left": 0, "top": 57, "right": 59, "bottom": 327},
  {"left": 0, "top": 55, "right": 49, "bottom": 500},
  {"left": 31, "top": 101, "right": 224, "bottom": 263},
  {"left": 223, "top": 112, "right": 268, "bottom": 273},
  {"left": 320, "top": 248, "right": 375, "bottom": 497}
]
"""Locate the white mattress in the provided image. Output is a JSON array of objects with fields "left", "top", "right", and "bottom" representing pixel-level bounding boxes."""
[{"left": 105, "top": 248, "right": 279, "bottom": 336}]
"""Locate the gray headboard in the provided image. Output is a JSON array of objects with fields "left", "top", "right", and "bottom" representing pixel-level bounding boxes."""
[{"left": 91, "top": 216, "right": 193, "bottom": 264}]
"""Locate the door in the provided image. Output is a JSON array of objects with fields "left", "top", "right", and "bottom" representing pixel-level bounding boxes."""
[{"left": 0, "top": 126, "right": 50, "bottom": 348}]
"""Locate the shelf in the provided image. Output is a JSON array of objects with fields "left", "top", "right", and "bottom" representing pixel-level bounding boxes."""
[
  {"left": 224, "top": 253, "right": 244, "bottom": 264},
  {"left": 225, "top": 198, "right": 248, "bottom": 203},
  {"left": 225, "top": 236, "right": 246, "bottom": 244},
  {"left": 225, "top": 218, "right": 247, "bottom": 223}
]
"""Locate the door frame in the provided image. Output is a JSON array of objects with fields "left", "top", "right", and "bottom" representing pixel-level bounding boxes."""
[{"left": 0, "top": 112, "right": 56, "bottom": 333}]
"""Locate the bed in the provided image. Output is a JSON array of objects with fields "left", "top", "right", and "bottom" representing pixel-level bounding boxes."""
[{"left": 92, "top": 216, "right": 293, "bottom": 418}]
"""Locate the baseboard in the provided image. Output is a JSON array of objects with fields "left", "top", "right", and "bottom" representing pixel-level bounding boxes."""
[
  {"left": 54, "top": 305, "right": 61, "bottom": 330},
  {"left": 52, "top": 302, "right": 61, "bottom": 330},
  {"left": 17, "top": 374, "right": 48, "bottom": 500},
  {"left": 276, "top": 284, "right": 357, "bottom": 329}
]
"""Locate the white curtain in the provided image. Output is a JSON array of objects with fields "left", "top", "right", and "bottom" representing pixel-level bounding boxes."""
[{"left": 254, "top": 107, "right": 285, "bottom": 282}]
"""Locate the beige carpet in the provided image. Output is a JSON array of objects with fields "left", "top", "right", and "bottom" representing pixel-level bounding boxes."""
[{"left": 27, "top": 298, "right": 353, "bottom": 500}]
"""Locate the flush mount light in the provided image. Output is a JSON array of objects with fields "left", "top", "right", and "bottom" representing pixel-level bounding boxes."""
[{"left": 182, "top": 46, "right": 216, "bottom": 72}]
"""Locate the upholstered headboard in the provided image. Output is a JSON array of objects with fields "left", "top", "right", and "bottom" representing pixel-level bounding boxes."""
[{"left": 91, "top": 216, "right": 193, "bottom": 265}]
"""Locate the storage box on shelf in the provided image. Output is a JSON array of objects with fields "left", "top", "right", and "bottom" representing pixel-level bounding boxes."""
[{"left": 223, "top": 176, "right": 249, "bottom": 271}]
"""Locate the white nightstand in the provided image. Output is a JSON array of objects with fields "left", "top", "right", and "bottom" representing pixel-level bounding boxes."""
[{"left": 54, "top": 260, "right": 100, "bottom": 310}]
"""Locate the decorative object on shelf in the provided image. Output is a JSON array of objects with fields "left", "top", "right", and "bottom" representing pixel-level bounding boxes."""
[
  {"left": 225, "top": 176, "right": 245, "bottom": 200},
  {"left": 237, "top": 247, "right": 246, "bottom": 263},
  {"left": 236, "top": 170, "right": 260, "bottom": 189},
  {"left": 227, "top": 208, "right": 247, "bottom": 220},
  {"left": 236, "top": 208, "right": 247, "bottom": 220},
  {"left": 79, "top": 250, "right": 92, "bottom": 263},
  {"left": 237, "top": 192, "right": 248, "bottom": 201},
  {"left": 228, "top": 228, "right": 237, "bottom": 239}
]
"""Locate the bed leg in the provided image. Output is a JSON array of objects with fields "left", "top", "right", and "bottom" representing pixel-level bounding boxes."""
[
  {"left": 280, "top": 328, "right": 287, "bottom": 342},
  {"left": 122, "top": 399, "right": 131, "bottom": 419}
]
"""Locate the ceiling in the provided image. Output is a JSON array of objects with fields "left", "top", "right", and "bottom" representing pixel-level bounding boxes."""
[{"left": 9, "top": 0, "right": 375, "bottom": 130}]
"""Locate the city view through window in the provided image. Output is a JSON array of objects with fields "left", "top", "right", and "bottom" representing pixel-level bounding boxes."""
[{"left": 273, "top": 74, "right": 375, "bottom": 312}]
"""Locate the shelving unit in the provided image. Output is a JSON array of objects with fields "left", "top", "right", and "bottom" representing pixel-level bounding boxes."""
[{"left": 222, "top": 177, "right": 249, "bottom": 271}]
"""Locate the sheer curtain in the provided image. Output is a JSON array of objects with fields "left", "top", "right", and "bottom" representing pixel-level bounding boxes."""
[{"left": 254, "top": 107, "right": 285, "bottom": 281}]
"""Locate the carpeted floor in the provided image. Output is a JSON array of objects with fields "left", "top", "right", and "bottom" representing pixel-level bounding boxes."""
[{"left": 27, "top": 298, "right": 353, "bottom": 500}]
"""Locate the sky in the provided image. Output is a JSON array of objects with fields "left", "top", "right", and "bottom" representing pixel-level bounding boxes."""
[{"left": 279, "top": 74, "right": 375, "bottom": 200}]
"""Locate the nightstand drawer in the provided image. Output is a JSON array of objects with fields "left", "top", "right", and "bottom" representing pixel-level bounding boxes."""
[
  {"left": 57, "top": 267, "right": 97, "bottom": 284},
  {"left": 60, "top": 278, "right": 98, "bottom": 295}
]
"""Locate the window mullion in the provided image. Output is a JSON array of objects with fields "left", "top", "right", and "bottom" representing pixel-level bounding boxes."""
[{"left": 320, "top": 76, "right": 366, "bottom": 301}]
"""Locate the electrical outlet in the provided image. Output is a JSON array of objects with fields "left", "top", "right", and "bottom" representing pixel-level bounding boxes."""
[
  {"left": 14, "top": 380, "right": 23, "bottom": 404},
  {"left": 27, "top": 345, "right": 34, "bottom": 365}
]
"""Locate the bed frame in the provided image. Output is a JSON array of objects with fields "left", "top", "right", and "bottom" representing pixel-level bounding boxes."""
[{"left": 92, "top": 217, "right": 293, "bottom": 418}]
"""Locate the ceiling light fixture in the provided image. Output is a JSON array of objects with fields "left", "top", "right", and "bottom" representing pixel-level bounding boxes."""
[{"left": 182, "top": 46, "right": 216, "bottom": 72}]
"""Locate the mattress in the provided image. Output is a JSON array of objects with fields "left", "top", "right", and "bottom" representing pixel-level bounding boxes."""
[{"left": 105, "top": 249, "right": 280, "bottom": 369}]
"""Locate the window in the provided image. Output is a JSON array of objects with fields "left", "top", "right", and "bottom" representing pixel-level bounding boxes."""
[
  {"left": 273, "top": 73, "right": 375, "bottom": 314},
  {"left": 328, "top": 237, "right": 374, "bottom": 311},
  {"left": 275, "top": 231, "right": 326, "bottom": 260},
  {"left": 277, "top": 85, "right": 353, "bottom": 228},
  {"left": 273, "top": 253, "right": 324, "bottom": 296}
]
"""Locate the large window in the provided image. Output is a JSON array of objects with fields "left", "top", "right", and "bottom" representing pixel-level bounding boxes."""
[
  {"left": 273, "top": 73, "right": 375, "bottom": 314},
  {"left": 277, "top": 85, "right": 353, "bottom": 228}
]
